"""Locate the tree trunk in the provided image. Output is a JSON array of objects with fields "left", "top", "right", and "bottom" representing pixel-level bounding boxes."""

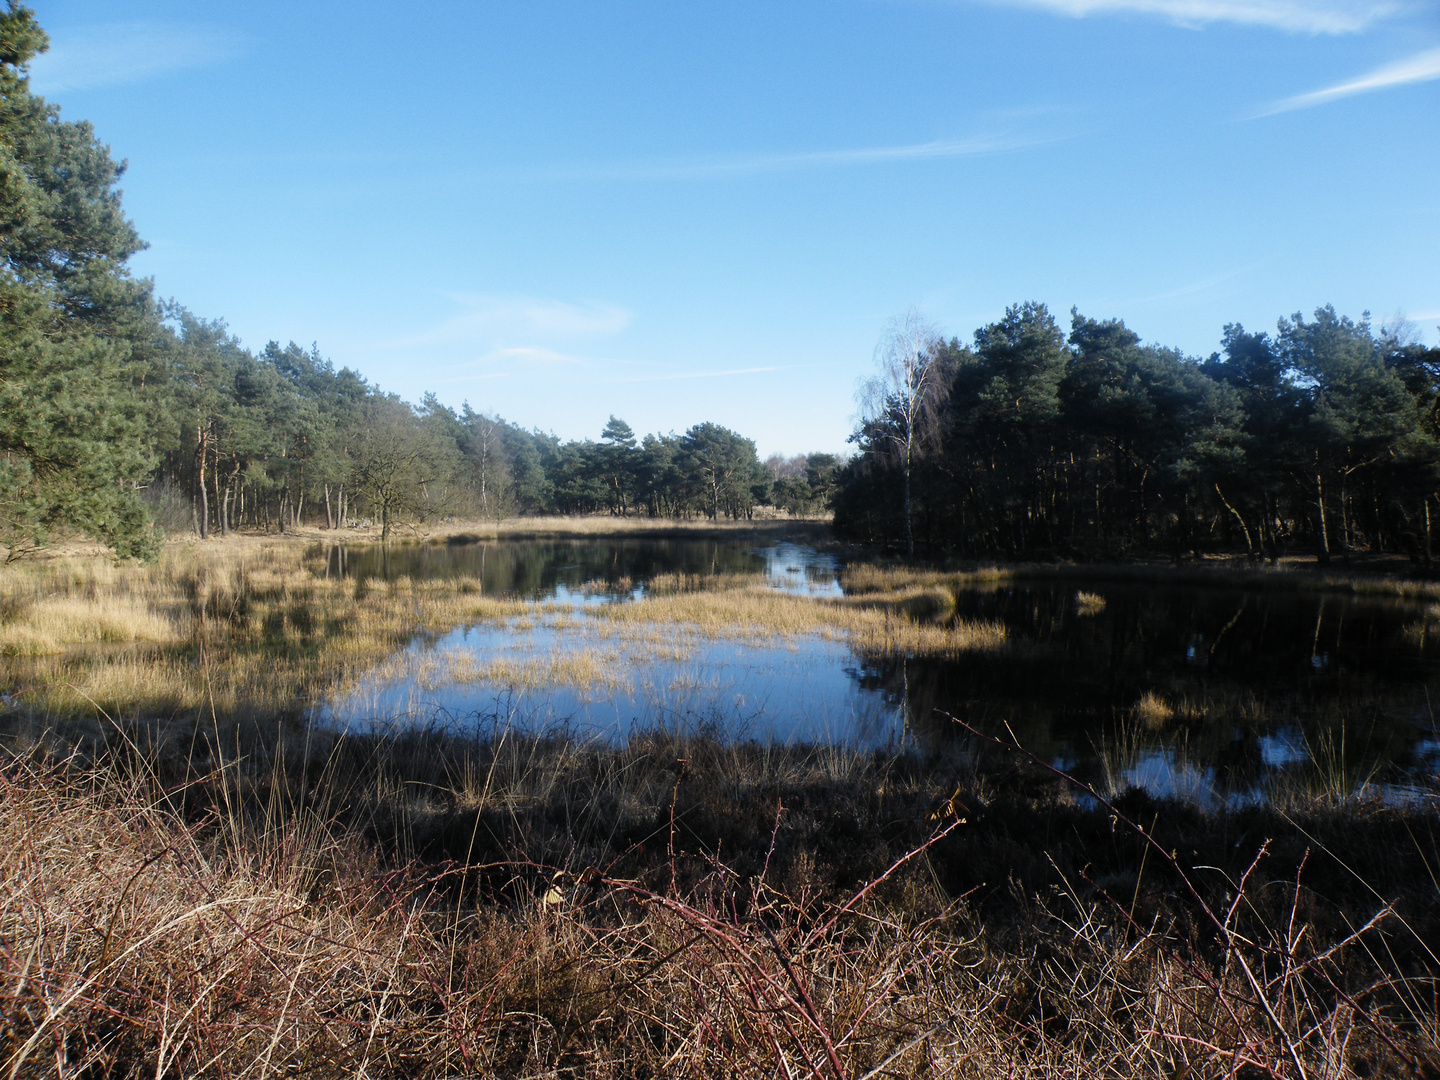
[
  {"left": 1426, "top": 498, "right": 1434, "bottom": 566},
  {"left": 1214, "top": 483, "right": 1254, "bottom": 556},
  {"left": 196, "top": 424, "right": 210, "bottom": 540},
  {"left": 213, "top": 446, "right": 224, "bottom": 536},
  {"left": 324, "top": 484, "right": 334, "bottom": 529},
  {"left": 1314, "top": 473, "right": 1331, "bottom": 565},
  {"left": 902, "top": 461, "right": 914, "bottom": 558}
]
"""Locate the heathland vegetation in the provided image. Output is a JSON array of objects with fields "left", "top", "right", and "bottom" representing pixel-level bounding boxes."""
[
  {"left": 5, "top": 532, "right": 1439, "bottom": 1078},
  {"left": 3, "top": 6, "right": 1440, "bottom": 1078}
]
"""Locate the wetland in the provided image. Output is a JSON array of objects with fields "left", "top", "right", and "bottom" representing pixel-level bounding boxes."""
[
  {"left": 5, "top": 530, "right": 1440, "bottom": 806},
  {"left": 319, "top": 535, "right": 1440, "bottom": 807}
]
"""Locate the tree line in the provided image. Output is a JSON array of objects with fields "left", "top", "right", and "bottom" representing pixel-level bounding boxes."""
[
  {"left": 148, "top": 317, "right": 828, "bottom": 543},
  {"left": 0, "top": 8, "right": 840, "bottom": 559},
  {"left": 838, "top": 302, "right": 1440, "bottom": 564}
]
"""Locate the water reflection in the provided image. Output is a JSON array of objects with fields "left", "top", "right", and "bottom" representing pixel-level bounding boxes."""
[
  {"left": 313, "top": 539, "right": 1440, "bottom": 804},
  {"left": 315, "top": 538, "right": 841, "bottom": 599},
  {"left": 324, "top": 615, "right": 899, "bottom": 747}
]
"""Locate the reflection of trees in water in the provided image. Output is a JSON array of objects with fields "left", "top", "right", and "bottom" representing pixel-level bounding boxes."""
[
  {"left": 850, "top": 581, "right": 1440, "bottom": 795},
  {"left": 314, "top": 539, "right": 768, "bottom": 597}
]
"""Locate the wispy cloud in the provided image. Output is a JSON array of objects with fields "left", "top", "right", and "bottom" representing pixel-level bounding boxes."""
[
  {"left": 474, "top": 346, "right": 588, "bottom": 366},
  {"left": 395, "top": 295, "right": 633, "bottom": 350},
  {"left": 976, "top": 0, "right": 1401, "bottom": 34},
  {"left": 28, "top": 22, "right": 237, "bottom": 94},
  {"left": 539, "top": 131, "right": 1060, "bottom": 182},
  {"left": 434, "top": 358, "right": 793, "bottom": 388},
  {"left": 610, "top": 366, "right": 790, "bottom": 384},
  {"left": 1131, "top": 265, "right": 1261, "bottom": 304},
  {"left": 1257, "top": 44, "right": 1440, "bottom": 114}
]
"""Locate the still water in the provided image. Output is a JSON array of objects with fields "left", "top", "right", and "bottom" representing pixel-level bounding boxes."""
[{"left": 315, "top": 538, "right": 1440, "bottom": 805}]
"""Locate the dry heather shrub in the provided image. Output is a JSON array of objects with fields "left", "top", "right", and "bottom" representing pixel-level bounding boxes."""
[{"left": 1, "top": 745, "right": 1433, "bottom": 1080}]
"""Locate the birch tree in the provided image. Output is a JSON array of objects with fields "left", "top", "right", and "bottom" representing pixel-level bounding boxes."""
[{"left": 856, "top": 309, "right": 950, "bottom": 557}]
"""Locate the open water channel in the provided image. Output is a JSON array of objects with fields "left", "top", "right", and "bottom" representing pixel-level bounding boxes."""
[{"left": 314, "top": 537, "right": 1440, "bottom": 807}]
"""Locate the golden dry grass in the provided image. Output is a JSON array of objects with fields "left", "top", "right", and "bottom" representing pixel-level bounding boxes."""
[
  {"left": 843, "top": 557, "right": 1440, "bottom": 603},
  {"left": 0, "top": 542, "right": 530, "bottom": 718},
  {"left": 0, "top": 594, "right": 186, "bottom": 656},
  {"left": 590, "top": 579, "right": 1005, "bottom": 659},
  {"left": 403, "top": 646, "right": 630, "bottom": 695}
]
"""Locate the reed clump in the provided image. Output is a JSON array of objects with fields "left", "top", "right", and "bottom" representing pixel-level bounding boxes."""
[
  {"left": 440, "top": 647, "right": 628, "bottom": 694},
  {"left": 1133, "top": 690, "right": 1176, "bottom": 729}
]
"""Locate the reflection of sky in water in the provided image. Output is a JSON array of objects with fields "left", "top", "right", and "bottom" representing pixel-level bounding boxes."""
[
  {"left": 320, "top": 614, "right": 903, "bottom": 747},
  {"left": 548, "top": 583, "right": 642, "bottom": 609},
  {"left": 753, "top": 543, "right": 843, "bottom": 597},
  {"left": 1125, "top": 751, "right": 1218, "bottom": 808},
  {"left": 1259, "top": 728, "right": 1309, "bottom": 767}
]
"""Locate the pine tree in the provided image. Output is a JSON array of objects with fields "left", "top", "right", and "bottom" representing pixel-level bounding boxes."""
[{"left": 0, "top": 4, "right": 162, "bottom": 559}]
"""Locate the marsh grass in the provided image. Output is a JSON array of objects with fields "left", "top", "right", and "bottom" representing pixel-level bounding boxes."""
[
  {"left": 404, "top": 646, "right": 631, "bottom": 695},
  {"left": 592, "top": 578, "right": 1004, "bottom": 659},
  {"left": 1133, "top": 690, "right": 1176, "bottom": 729},
  {"left": 0, "top": 543, "right": 533, "bottom": 719}
]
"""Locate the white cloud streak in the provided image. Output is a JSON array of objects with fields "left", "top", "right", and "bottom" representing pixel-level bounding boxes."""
[
  {"left": 396, "top": 296, "right": 634, "bottom": 350},
  {"left": 540, "top": 132, "right": 1060, "bottom": 181},
  {"left": 610, "top": 366, "right": 788, "bottom": 384},
  {"left": 977, "top": 0, "right": 1401, "bottom": 33},
  {"left": 1258, "top": 44, "right": 1440, "bottom": 114},
  {"left": 435, "top": 360, "right": 793, "bottom": 387},
  {"left": 28, "top": 23, "right": 237, "bottom": 94},
  {"left": 1130, "top": 265, "right": 1261, "bottom": 304},
  {"left": 476, "top": 346, "right": 588, "bottom": 365}
]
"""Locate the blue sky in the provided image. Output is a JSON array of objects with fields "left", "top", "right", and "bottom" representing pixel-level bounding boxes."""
[{"left": 26, "top": 0, "right": 1440, "bottom": 456}]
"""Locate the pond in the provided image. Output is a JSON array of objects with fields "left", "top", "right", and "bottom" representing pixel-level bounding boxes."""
[{"left": 314, "top": 537, "right": 1440, "bottom": 807}]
